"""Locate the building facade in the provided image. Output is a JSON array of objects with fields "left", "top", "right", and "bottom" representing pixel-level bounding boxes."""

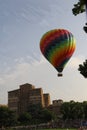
[
  {"left": 8, "top": 83, "right": 51, "bottom": 115},
  {"left": 8, "top": 89, "right": 20, "bottom": 114}
]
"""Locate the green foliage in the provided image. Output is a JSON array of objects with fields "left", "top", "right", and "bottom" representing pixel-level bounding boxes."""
[
  {"left": 18, "top": 112, "right": 32, "bottom": 125},
  {"left": 0, "top": 106, "right": 17, "bottom": 127},
  {"left": 2, "top": 101, "right": 87, "bottom": 127},
  {"left": 72, "top": 1, "right": 87, "bottom": 72},
  {"left": 39, "top": 108, "right": 55, "bottom": 123},
  {"left": 61, "top": 101, "right": 87, "bottom": 120},
  {"left": 0, "top": 104, "right": 55, "bottom": 127},
  {"left": 78, "top": 60, "right": 87, "bottom": 78},
  {"left": 72, "top": 0, "right": 86, "bottom": 16},
  {"left": 27, "top": 104, "right": 55, "bottom": 124},
  {"left": 28, "top": 104, "right": 42, "bottom": 119},
  {"left": 37, "top": 129, "right": 77, "bottom": 130}
]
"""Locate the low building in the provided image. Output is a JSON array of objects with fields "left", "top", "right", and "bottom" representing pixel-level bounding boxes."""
[{"left": 47, "top": 99, "right": 63, "bottom": 117}]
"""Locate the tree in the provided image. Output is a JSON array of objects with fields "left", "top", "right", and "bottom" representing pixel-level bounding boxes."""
[
  {"left": 78, "top": 60, "right": 87, "bottom": 78},
  {"left": 72, "top": 0, "right": 86, "bottom": 16},
  {"left": 28, "top": 104, "right": 43, "bottom": 123},
  {"left": 39, "top": 108, "right": 55, "bottom": 123},
  {"left": 0, "top": 106, "right": 17, "bottom": 128},
  {"left": 18, "top": 112, "right": 32, "bottom": 125},
  {"left": 72, "top": 1, "right": 87, "bottom": 75},
  {"left": 72, "top": 0, "right": 87, "bottom": 33},
  {"left": 61, "top": 101, "right": 84, "bottom": 120},
  {"left": 82, "top": 101, "right": 87, "bottom": 119},
  {"left": 27, "top": 104, "right": 55, "bottom": 124}
]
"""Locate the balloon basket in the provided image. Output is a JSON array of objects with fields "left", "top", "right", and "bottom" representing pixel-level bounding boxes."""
[{"left": 58, "top": 73, "right": 63, "bottom": 77}]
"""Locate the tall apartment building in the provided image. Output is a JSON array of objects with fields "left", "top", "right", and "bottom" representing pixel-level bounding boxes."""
[{"left": 8, "top": 83, "right": 51, "bottom": 115}]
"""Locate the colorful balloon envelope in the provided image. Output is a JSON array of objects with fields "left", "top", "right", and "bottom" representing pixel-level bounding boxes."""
[{"left": 40, "top": 29, "right": 76, "bottom": 76}]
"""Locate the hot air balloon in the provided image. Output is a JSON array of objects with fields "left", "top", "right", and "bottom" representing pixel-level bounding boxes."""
[{"left": 40, "top": 29, "right": 76, "bottom": 77}]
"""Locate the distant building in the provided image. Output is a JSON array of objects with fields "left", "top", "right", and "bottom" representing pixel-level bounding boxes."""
[
  {"left": 8, "top": 83, "right": 51, "bottom": 115},
  {"left": 47, "top": 99, "right": 63, "bottom": 117},
  {"left": 0, "top": 104, "right": 7, "bottom": 107}
]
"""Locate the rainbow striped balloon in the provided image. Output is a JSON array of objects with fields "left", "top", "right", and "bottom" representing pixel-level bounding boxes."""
[{"left": 40, "top": 29, "right": 76, "bottom": 76}]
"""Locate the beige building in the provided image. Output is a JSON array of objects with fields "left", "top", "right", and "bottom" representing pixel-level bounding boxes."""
[{"left": 8, "top": 83, "right": 51, "bottom": 115}]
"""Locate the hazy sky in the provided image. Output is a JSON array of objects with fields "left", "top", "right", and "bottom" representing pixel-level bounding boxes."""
[{"left": 0, "top": 0, "right": 87, "bottom": 105}]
